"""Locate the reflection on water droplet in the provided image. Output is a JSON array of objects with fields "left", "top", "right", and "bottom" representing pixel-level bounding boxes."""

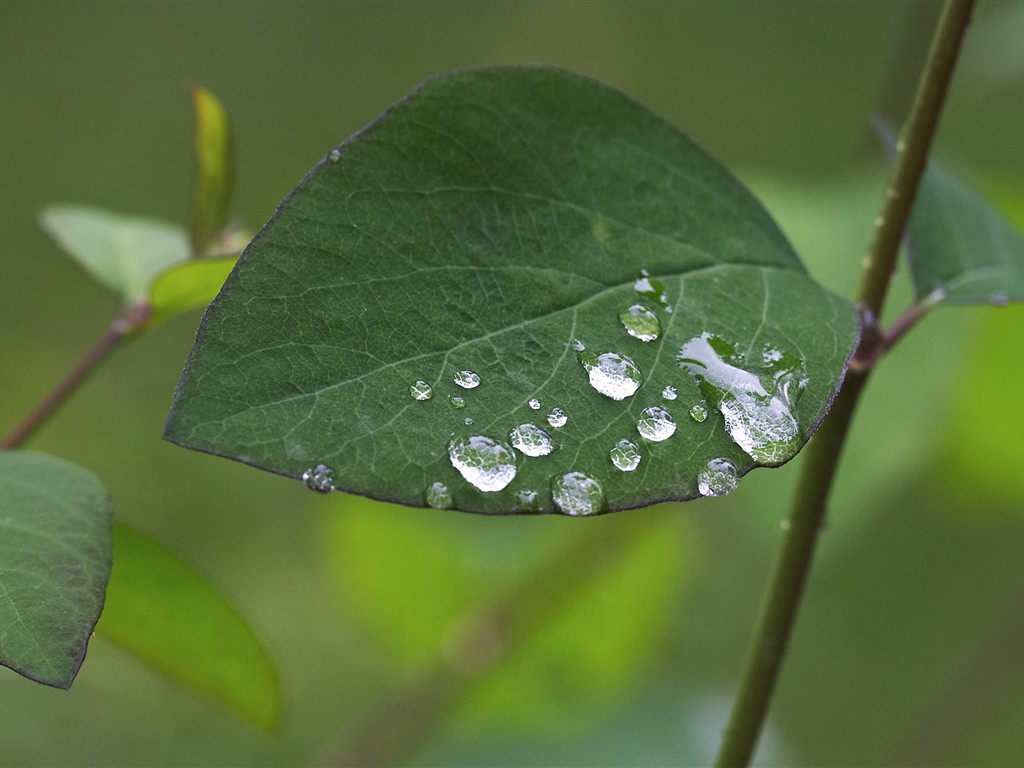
[
  {"left": 578, "top": 350, "right": 643, "bottom": 400},
  {"left": 619, "top": 303, "right": 661, "bottom": 342},
  {"left": 426, "top": 481, "right": 453, "bottom": 509},
  {"left": 454, "top": 370, "right": 480, "bottom": 389},
  {"left": 637, "top": 405, "right": 676, "bottom": 442},
  {"left": 449, "top": 395, "right": 466, "bottom": 408},
  {"left": 410, "top": 380, "right": 433, "bottom": 400},
  {"left": 514, "top": 488, "right": 541, "bottom": 512},
  {"left": 328, "top": 148, "right": 341, "bottom": 162},
  {"left": 678, "top": 332, "right": 802, "bottom": 464},
  {"left": 698, "top": 457, "right": 739, "bottom": 497},
  {"left": 689, "top": 402, "right": 708, "bottom": 423},
  {"left": 547, "top": 407, "right": 568, "bottom": 428},
  {"left": 610, "top": 439, "right": 641, "bottom": 472},
  {"left": 528, "top": 398, "right": 541, "bottom": 410},
  {"left": 510, "top": 423, "right": 555, "bottom": 457},
  {"left": 448, "top": 435, "right": 517, "bottom": 492},
  {"left": 302, "top": 464, "right": 336, "bottom": 493},
  {"left": 551, "top": 471, "right": 606, "bottom": 516},
  {"left": 661, "top": 385, "right": 678, "bottom": 401}
]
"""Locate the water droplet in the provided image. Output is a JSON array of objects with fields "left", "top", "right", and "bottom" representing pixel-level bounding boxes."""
[
  {"left": 572, "top": 339, "right": 586, "bottom": 352},
  {"left": 689, "top": 402, "right": 708, "bottom": 423},
  {"left": 514, "top": 488, "right": 541, "bottom": 512},
  {"left": 551, "top": 471, "right": 606, "bottom": 516},
  {"left": 578, "top": 350, "right": 643, "bottom": 400},
  {"left": 528, "top": 397, "right": 541, "bottom": 410},
  {"left": 634, "top": 270, "right": 669, "bottom": 309},
  {"left": 448, "top": 435, "right": 517, "bottom": 492},
  {"left": 449, "top": 395, "right": 466, "bottom": 408},
  {"left": 678, "top": 332, "right": 802, "bottom": 464},
  {"left": 410, "top": 380, "right": 433, "bottom": 400},
  {"left": 301, "top": 464, "right": 336, "bottom": 493},
  {"left": 547, "top": 407, "right": 568, "bottom": 428},
  {"left": 453, "top": 370, "right": 480, "bottom": 389},
  {"left": 637, "top": 405, "right": 676, "bottom": 442},
  {"left": 610, "top": 439, "right": 641, "bottom": 472},
  {"left": 991, "top": 293, "right": 1009, "bottom": 307},
  {"left": 697, "top": 457, "right": 739, "bottom": 497},
  {"left": 464, "top": 417, "right": 474, "bottom": 426},
  {"left": 509, "top": 423, "right": 555, "bottom": 457},
  {"left": 619, "top": 303, "right": 661, "bottom": 342},
  {"left": 328, "top": 148, "right": 341, "bottom": 163},
  {"left": 426, "top": 481, "right": 453, "bottom": 509},
  {"left": 661, "top": 385, "right": 678, "bottom": 401}
]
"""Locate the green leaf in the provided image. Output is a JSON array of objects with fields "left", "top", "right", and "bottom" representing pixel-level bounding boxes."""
[
  {"left": 148, "top": 256, "right": 237, "bottom": 327},
  {"left": 0, "top": 451, "right": 113, "bottom": 688},
  {"left": 96, "top": 523, "right": 280, "bottom": 730},
  {"left": 165, "top": 66, "right": 858, "bottom": 514},
  {"left": 188, "top": 85, "right": 234, "bottom": 256},
  {"left": 40, "top": 205, "right": 190, "bottom": 303}
]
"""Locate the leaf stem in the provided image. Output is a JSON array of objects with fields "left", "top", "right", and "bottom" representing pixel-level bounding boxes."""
[
  {"left": 0, "top": 301, "right": 151, "bottom": 451},
  {"left": 714, "top": 1, "right": 975, "bottom": 765}
]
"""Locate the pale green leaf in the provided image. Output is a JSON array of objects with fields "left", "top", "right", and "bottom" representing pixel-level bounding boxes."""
[{"left": 148, "top": 256, "right": 237, "bottom": 326}]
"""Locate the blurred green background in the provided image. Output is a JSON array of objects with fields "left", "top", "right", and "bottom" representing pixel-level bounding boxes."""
[{"left": 3, "top": 1, "right": 1024, "bottom": 765}]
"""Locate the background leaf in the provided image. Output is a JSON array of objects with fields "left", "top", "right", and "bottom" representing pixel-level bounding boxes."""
[
  {"left": 188, "top": 85, "right": 234, "bottom": 256},
  {"left": 0, "top": 451, "right": 112, "bottom": 689},
  {"left": 148, "top": 256, "right": 237, "bottom": 327},
  {"left": 96, "top": 522, "right": 281, "bottom": 730},
  {"left": 39, "top": 205, "right": 190, "bottom": 303},
  {"left": 165, "top": 66, "right": 858, "bottom": 514}
]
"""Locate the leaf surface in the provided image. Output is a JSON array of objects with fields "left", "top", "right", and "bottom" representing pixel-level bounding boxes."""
[
  {"left": 165, "top": 66, "right": 858, "bottom": 514},
  {"left": 0, "top": 451, "right": 112, "bottom": 688},
  {"left": 40, "top": 205, "right": 190, "bottom": 303},
  {"left": 96, "top": 523, "right": 280, "bottom": 730}
]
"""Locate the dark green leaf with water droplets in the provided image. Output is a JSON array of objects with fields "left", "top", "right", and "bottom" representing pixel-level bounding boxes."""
[
  {"left": 165, "top": 66, "right": 858, "bottom": 514},
  {"left": 0, "top": 451, "right": 113, "bottom": 688}
]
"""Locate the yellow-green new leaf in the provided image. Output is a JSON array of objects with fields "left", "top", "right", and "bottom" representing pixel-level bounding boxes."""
[
  {"left": 149, "top": 256, "right": 237, "bottom": 327},
  {"left": 188, "top": 85, "right": 234, "bottom": 256}
]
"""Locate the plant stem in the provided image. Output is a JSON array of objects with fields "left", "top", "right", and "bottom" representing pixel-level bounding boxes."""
[
  {"left": 0, "top": 301, "right": 151, "bottom": 451},
  {"left": 714, "top": 1, "right": 975, "bottom": 765}
]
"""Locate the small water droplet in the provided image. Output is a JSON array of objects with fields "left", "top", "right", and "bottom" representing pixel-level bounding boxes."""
[
  {"left": 301, "top": 464, "right": 336, "bottom": 493},
  {"left": 514, "top": 488, "right": 541, "bottom": 512},
  {"left": 661, "top": 385, "right": 678, "bottom": 401},
  {"left": 547, "top": 407, "right": 568, "bottom": 428},
  {"left": 464, "top": 417, "right": 474, "bottom": 426},
  {"left": 572, "top": 339, "right": 586, "bottom": 352},
  {"left": 448, "top": 435, "right": 517, "bottom": 492},
  {"left": 426, "top": 481, "right": 453, "bottom": 509},
  {"left": 528, "top": 397, "right": 541, "bottom": 410},
  {"left": 697, "top": 457, "right": 739, "bottom": 497},
  {"left": 578, "top": 350, "right": 643, "bottom": 400},
  {"left": 410, "top": 380, "right": 433, "bottom": 400},
  {"left": 689, "top": 402, "right": 708, "bottom": 423},
  {"left": 633, "top": 270, "right": 670, "bottom": 309},
  {"left": 509, "top": 423, "right": 555, "bottom": 457},
  {"left": 454, "top": 370, "right": 480, "bottom": 389},
  {"left": 551, "top": 471, "right": 606, "bottom": 516},
  {"left": 328, "top": 148, "right": 341, "bottom": 162},
  {"left": 618, "top": 303, "right": 661, "bottom": 342},
  {"left": 449, "top": 395, "right": 466, "bottom": 408},
  {"left": 610, "top": 439, "right": 641, "bottom": 472},
  {"left": 637, "top": 405, "right": 676, "bottom": 442},
  {"left": 991, "top": 293, "right": 1009, "bottom": 307}
]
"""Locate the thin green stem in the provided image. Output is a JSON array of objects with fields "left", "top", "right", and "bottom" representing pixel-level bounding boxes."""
[
  {"left": 714, "top": 1, "right": 975, "bottom": 765},
  {"left": 0, "top": 301, "right": 151, "bottom": 451}
]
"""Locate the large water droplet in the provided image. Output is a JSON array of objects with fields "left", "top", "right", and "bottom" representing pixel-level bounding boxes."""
[
  {"left": 678, "top": 332, "right": 802, "bottom": 464},
  {"left": 410, "top": 380, "right": 433, "bottom": 400},
  {"left": 619, "top": 303, "right": 661, "bottom": 342},
  {"left": 551, "top": 471, "right": 606, "bottom": 516},
  {"left": 578, "top": 350, "right": 643, "bottom": 400},
  {"left": 661, "top": 385, "right": 678, "bottom": 401},
  {"left": 449, "top": 395, "right": 466, "bottom": 408},
  {"left": 302, "top": 464, "right": 336, "bottom": 493},
  {"left": 514, "top": 488, "right": 541, "bottom": 512},
  {"left": 510, "top": 423, "right": 555, "bottom": 457},
  {"left": 426, "top": 481, "right": 453, "bottom": 509},
  {"left": 698, "top": 457, "right": 739, "bottom": 497},
  {"left": 637, "top": 405, "right": 676, "bottom": 442},
  {"left": 547, "top": 407, "right": 568, "bottom": 428},
  {"left": 528, "top": 397, "right": 541, "bottom": 410},
  {"left": 453, "top": 370, "right": 481, "bottom": 389},
  {"left": 610, "top": 439, "right": 641, "bottom": 472},
  {"left": 448, "top": 435, "right": 517, "bottom": 492}
]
